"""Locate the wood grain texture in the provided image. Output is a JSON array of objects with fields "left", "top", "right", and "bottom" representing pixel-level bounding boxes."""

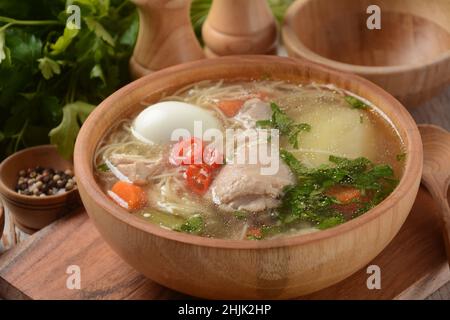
[
  {"left": 411, "top": 88, "right": 450, "bottom": 130},
  {"left": 0, "top": 207, "right": 51, "bottom": 254},
  {"left": 407, "top": 85, "right": 450, "bottom": 300},
  {"left": 73, "top": 56, "right": 422, "bottom": 299},
  {"left": 129, "top": 0, "right": 205, "bottom": 78},
  {"left": 0, "top": 208, "right": 184, "bottom": 300},
  {"left": 202, "top": 0, "right": 278, "bottom": 57},
  {"left": 419, "top": 125, "right": 450, "bottom": 265},
  {"left": 0, "top": 186, "right": 447, "bottom": 300},
  {"left": 427, "top": 275, "right": 450, "bottom": 300},
  {"left": 305, "top": 187, "right": 450, "bottom": 300},
  {"left": 282, "top": 0, "right": 450, "bottom": 107},
  {"left": 0, "top": 204, "right": 3, "bottom": 242}
]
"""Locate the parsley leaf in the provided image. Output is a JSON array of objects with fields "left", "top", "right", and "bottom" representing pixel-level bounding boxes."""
[
  {"left": 49, "top": 27, "right": 79, "bottom": 55},
  {"left": 279, "top": 149, "right": 398, "bottom": 229},
  {"left": 345, "top": 95, "right": 369, "bottom": 109},
  {"left": 280, "top": 148, "right": 307, "bottom": 177},
  {"left": 0, "top": 30, "right": 6, "bottom": 64},
  {"left": 38, "top": 57, "right": 61, "bottom": 80},
  {"left": 233, "top": 211, "right": 248, "bottom": 220},
  {"left": 178, "top": 215, "right": 204, "bottom": 234},
  {"left": 49, "top": 101, "right": 95, "bottom": 159},
  {"left": 96, "top": 163, "right": 110, "bottom": 172},
  {"left": 256, "top": 102, "right": 311, "bottom": 149}
]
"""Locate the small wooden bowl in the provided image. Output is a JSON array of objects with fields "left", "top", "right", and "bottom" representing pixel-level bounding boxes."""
[
  {"left": 74, "top": 56, "right": 423, "bottom": 299},
  {"left": 0, "top": 145, "right": 80, "bottom": 231},
  {"left": 282, "top": 0, "right": 450, "bottom": 107}
]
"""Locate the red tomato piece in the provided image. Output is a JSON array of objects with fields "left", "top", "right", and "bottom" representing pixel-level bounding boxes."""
[{"left": 185, "top": 164, "right": 212, "bottom": 195}]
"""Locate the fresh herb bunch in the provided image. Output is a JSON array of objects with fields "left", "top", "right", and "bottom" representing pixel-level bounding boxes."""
[
  {"left": 279, "top": 149, "right": 398, "bottom": 229},
  {"left": 0, "top": 0, "right": 138, "bottom": 160}
]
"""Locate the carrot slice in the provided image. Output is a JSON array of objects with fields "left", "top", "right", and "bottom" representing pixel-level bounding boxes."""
[
  {"left": 218, "top": 91, "right": 271, "bottom": 117},
  {"left": 246, "top": 227, "right": 263, "bottom": 239},
  {"left": 110, "top": 181, "right": 147, "bottom": 211},
  {"left": 217, "top": 99, "right": 244, "bottom": 117},
  {"left": 327, "top": 186, "right": 362, "bottom": 204}
]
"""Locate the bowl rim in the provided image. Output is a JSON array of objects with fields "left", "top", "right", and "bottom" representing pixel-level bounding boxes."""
[
  {"left": 0, "top": 201, "right": 4, "bottom": 237},
  {"left": 0, "top": 144, "right": 78, "bottom": 204},
  {"left": 282, "top": 0, "right": 450, "bottom": 76},
  {"left": 74, "top": 55, "right": 423, "bottom": 250}
]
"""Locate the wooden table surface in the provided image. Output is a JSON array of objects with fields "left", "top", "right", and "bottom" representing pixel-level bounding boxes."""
[
  {"left": 0, "top": 86, "right": 449, "bottom": 300},
  {"left": 410, "top": 86, "right": 450, "bottom": 300}
]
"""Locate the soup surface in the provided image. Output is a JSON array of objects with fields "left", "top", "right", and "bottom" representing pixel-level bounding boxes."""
[{"left": 95, "top": 80, "right": 405, "bottom": 240}]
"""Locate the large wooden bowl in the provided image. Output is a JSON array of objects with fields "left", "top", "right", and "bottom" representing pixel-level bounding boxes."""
[
  {"left": 282, "top": 0, "right": 450, "bottom": 108},
  {"left": 0, "top": 202, "right": 4, "bottom": 240},
  {"left": 74, "top": 56, "right": 423, "bottom": 299}
]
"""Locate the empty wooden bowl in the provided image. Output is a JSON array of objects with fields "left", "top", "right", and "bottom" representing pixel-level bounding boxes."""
[
  {"left": 74, "top": 56, "right": 422, "bottom": 299},
  {"left": 0, "top": 145, "right": 80, "bottom": 232},
  {"left": 282, "top": 0, "right": 450, "bottom": 107}
]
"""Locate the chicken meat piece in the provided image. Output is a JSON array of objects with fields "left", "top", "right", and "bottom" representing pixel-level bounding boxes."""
[
  {"left": 234, "top": 98, "right": 272, "bottom": 128},
  {"left": 108, "top": 153, "right": 165, "bottom": 185},
  {"left": 208, "top": 161, "right": 295, "bottom": 213}
]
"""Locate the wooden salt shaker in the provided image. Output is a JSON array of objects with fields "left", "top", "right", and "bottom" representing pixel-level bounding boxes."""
[
  {"left": 130, "top": 0, "right": 205, "bottom": 79},
  {"left": 202, "top": 0, "right": 278, "bottom": 57}
]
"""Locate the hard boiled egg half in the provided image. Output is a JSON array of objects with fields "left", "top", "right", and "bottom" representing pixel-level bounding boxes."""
[{"left": 132, "top": 101, "right": 222, "bottom": 144}]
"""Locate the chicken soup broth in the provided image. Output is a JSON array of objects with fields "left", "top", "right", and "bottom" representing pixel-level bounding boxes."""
[{"left": 95, "top": 80, "right": 405, "bottom": 240}]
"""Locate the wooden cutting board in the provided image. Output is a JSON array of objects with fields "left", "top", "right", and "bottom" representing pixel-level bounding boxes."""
[{"left": 0, "top": 185, "right": 448, "bottom": 300}]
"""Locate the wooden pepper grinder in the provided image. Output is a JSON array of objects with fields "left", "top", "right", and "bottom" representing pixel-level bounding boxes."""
[
  {"left": 130, "top": 0, "right": 205, "bottom": 79},
  {"left": 202, "top": 0, "right": 278, "bottom": 57}
]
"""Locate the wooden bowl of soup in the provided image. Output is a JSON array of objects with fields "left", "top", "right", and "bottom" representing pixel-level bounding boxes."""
[
  {"left": 282, "top": 0, "right": 450, "bottom": 107},
  {"left": 74, "top": 56, "right": 422, "bottom": 299}
]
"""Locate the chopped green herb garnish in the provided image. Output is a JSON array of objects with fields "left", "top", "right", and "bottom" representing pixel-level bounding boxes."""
[
  {"left": 178, "top": 214, "right": 204, "bottom": 234},
  {"left": 317, "top": 215, "right": 346, "bottom": 230},
  {"left": 280, "top": 149, "right": 307, "bottom": 177},
  {"left": 279, "top": 149, "right": 398, "bottom": 228},
  {"left": 233, "top": 211, "right": 248, "bottom": 220},
  {"left": 396, "top": 152, "right": 407, "bottom": 162},
  {"left": 256, "top": 102, "right": 311, "bottom": 149},
  {"left": 345, "top": 96, "right": 369, "bottom": 110},
  {"left": 97, "top": 163, "right": 110, "bottom": 172},
  {"left": 256, "top": 119, "right": 272, "bottom": 127}
]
